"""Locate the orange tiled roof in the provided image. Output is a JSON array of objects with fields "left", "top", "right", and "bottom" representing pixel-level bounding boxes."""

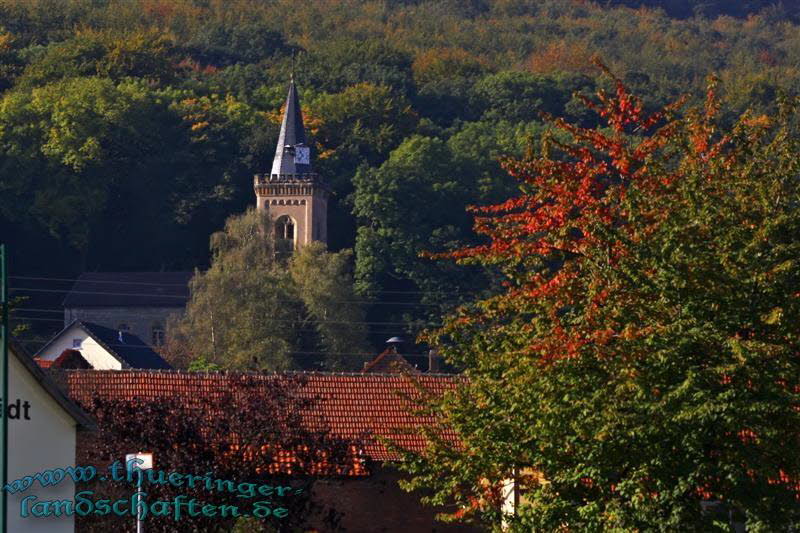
[{"left": 61, "top": 370, "right": 460, "bottom": 463}]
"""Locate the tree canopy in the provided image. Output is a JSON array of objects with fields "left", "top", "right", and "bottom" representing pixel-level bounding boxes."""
[
  {"left": 4, "top": 0, "right": 800, "bottom": 353},
  {"left": 166, "top": 209, "right": 369, "bottom": 371},
  {"left": 397, "top": 74, "right": 800, "bottom": 531}
]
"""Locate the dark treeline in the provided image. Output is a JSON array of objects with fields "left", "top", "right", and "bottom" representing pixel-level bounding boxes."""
[
  {"left": 0, "top": 0, "right": 797, "bottom": 347},
  {"left": 606, "top": 0, "right": 800, "bottom": 19}
]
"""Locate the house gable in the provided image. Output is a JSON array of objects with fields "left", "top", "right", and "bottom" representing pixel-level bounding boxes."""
[
  {"left": 35, "top": 322, "right": 124, "bottom": 369},
  {"left": 35, "top": 321, "right": 171, "bottom": 370}
]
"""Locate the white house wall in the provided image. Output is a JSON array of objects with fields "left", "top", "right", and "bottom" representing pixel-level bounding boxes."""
[
  {"left": 8, "top": 350, "right": 78, "bottom": 533},
  {"left": 38, "top": 324, "right": 123, "bottom": 370}
]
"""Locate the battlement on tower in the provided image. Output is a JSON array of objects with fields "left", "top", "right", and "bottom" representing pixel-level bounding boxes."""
[
  {"left": 254, "top": 173, "right": 330, "bottom": 198},
  {"left": 254, "top": 173, "right": 320, "bottom": 184}
]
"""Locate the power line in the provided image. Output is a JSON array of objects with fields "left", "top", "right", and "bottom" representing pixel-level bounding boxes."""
[
  {"left": 9, "top": 286, "right": 458, "bottom": 307},
  {"left": 11, "top": 286, "right": 189, "bottom": 299},
  {"left": 9, "top": 275, "right": 480, "bottom": 296},
  {"left": 11, "top": 337, "right": 435, "bottom": 359},
  {"left": 10, "top": 317, "right": 419, "bottom": 338},
  {"left": 9, "top": 313, "right": 442, "bottom": 328},
  {"left": 10, "top": 275, "right": 192, "bottom": 287}
]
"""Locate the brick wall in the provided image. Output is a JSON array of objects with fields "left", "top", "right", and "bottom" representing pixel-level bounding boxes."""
[{"left": 309, "top": 465, "right": 483, "bottom": 533}]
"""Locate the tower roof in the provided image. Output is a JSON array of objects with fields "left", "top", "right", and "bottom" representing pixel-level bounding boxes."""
[{"left": 271, "top": 80, "right": 312, "bottom": 176}]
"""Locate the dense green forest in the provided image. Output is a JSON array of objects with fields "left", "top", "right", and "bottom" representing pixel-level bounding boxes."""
[{"left": 1, "top": 0, "right": 798, "bottom": 350}]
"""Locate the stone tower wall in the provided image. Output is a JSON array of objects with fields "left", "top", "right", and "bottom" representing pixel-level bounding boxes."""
[{"left": 254, "top": 175, "right": 328, "bottom": 249}]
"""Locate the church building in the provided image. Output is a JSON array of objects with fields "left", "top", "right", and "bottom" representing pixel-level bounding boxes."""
[{"left": 254, "top": 80, "right": 329, "bottom": 252}]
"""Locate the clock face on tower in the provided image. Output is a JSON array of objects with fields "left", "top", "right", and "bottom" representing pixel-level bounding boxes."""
[{"left": 294, "top": 146, "right": 310, "bottom": 165}]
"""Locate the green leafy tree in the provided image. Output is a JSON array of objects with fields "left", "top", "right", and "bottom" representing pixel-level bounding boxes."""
[
  {"left": 181, "top": 20, "right": 291, "bottom": 67},
  {"left": 412, "top": 47, "right": 491, "bottom": 126},
  {"left": 17, "top": 28, "right": 175, "bottom": 88},
  {"left": 289, "top": 242, "right": 372, "bottom": 370},
  {"left": 0, "top": 75, "right": 264, "bottom": 270},
  {"left": 310, "top": 82, "right": 417, "bottom": 173},
  {"left": 301, "top": 38, "right": 413, "bottom": 94},
  {"left": 0, "top": 30, "right": 23, "bottom": 91},
  {"left": 168, "top": 209, "right": 369, "bottom": 371},
  {"left": 470, "top": 71, "right": 596, "bottom": 125},
  {"left": 397, "top": 76, "right": 800, "bottom": 531},
  {"left": 352, "top": 136, "right": 474, "bottom": 299},
  {"left": 351, "top": 124, "right": 535, "bottom": 328},
  {"left": 0, "top": 77, "right": 171, "bottom": 254},
  {"left": 307, "top": 82, "right": 418, "bottom": 250}
]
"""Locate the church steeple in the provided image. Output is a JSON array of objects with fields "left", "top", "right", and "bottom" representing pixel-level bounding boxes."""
[
  {"left": 271, "top": 79, "right": 312, "bottom": 176},
  {"left": 254, "top": 79, "right": 329, "bottom": 252}
]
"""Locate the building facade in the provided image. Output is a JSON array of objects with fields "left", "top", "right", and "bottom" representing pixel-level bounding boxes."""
[
  {"left": 254, "top": 80, "right": 329, "bottom": 252},
  {"left": 7, "top": 341, "right": 94, "bottom": 533},
  {"left": 62, "top": 272, "right": 191, "bottom": 348}
]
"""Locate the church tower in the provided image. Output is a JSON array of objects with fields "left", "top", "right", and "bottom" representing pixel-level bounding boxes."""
[{"left": 254, "top": 80, "right": 329, "bottom": 252}]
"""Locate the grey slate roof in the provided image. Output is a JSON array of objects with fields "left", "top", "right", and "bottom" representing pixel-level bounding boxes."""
[
  {"left": 62, "top": 271, "right": 192, "bottom": 308},
  {"left": 270, "top": 80, "right": 313, "bottom": 176},
  {"left": 35, "top": 321, "right": 173, "bottom": 370}
]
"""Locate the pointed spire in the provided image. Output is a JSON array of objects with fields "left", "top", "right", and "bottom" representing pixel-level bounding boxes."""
[{"left": 271, "top": 80, "right": 312, "bottom": 176}]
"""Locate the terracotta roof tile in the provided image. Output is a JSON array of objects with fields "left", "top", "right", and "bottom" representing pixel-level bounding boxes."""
[{"left": 61, "top": 370, "right": 460, "bottom": 464}]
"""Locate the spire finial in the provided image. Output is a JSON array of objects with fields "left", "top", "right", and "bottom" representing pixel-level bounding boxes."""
[{"left": 290, "top": 51, "right": 295, "bottom": 83}]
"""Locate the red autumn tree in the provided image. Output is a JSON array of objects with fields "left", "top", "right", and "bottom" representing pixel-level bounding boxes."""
[{"left": 398, "top": 68, "right": 800, "bottom": 531}]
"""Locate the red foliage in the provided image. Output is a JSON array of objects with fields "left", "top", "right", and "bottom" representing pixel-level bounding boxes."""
[{"left": 437, "top": 67, "right": 704, "bottom": 367}]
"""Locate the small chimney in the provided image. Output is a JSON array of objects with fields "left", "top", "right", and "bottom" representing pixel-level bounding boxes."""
[
  {"left": 385, "top": 336, "right": 404, "bottom": 354},
  {"left": 428, "top": 349, "right": 441, "bottom": 373}
]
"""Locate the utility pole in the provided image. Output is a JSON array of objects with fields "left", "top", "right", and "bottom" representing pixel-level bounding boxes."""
[
  {"left": 1, "top": 244, "right": 9, "bottom": 533},
  {"left": 126, "top": 452, "right": 153, "bottom": 533}
]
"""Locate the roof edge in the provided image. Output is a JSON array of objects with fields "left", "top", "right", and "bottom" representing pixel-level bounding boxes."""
[
  {"left": 56, "top": 368, "right": 461, "bottom": 379},
  {"left": 35, "top": 320, "right": 128, "bottom": 368},
  {"left": 9, "top": 339, "right": 96, "bottom": 430}
]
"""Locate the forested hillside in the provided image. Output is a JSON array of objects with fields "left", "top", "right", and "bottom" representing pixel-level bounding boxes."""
[{"left": 1, "top": 0, "right": 797, "bottom": 347}]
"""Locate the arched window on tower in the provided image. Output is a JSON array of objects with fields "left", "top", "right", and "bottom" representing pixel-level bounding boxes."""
[{"left": 275, "top": 215, "right": 296, "bottom": 253}]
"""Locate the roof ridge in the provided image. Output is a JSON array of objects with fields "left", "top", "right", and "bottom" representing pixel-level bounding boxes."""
[{"left": 58, "top": 368, "right": 458, "bottom": 378}]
